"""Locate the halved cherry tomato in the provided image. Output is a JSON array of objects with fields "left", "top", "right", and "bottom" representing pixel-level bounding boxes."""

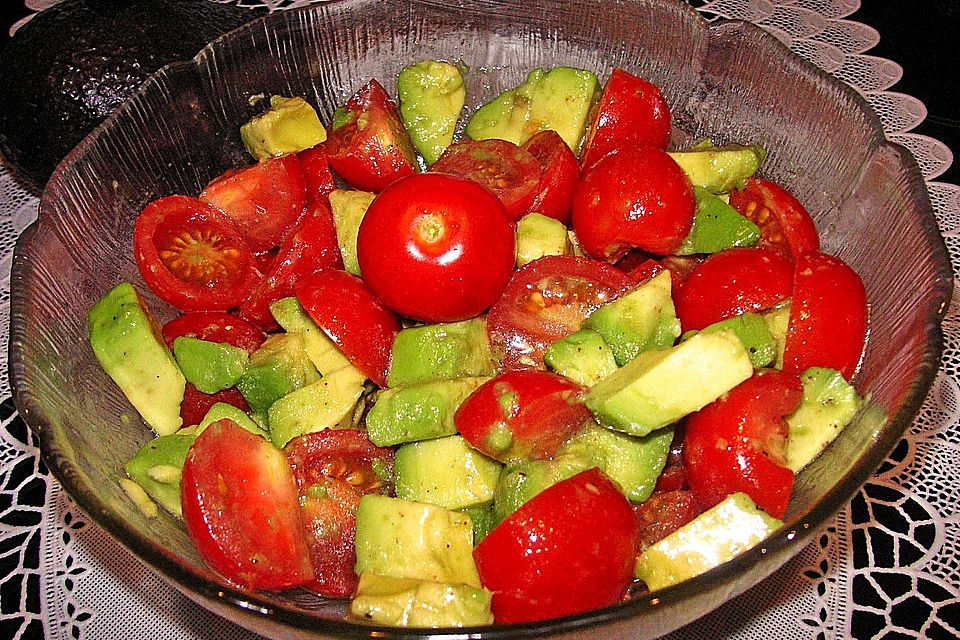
[
  {"left": 580, "top": 67, "right": 672, "bottom": 169},
  {"left": 238, "top": 201, "right": 344, "bottom": 330},
  {"left": 633, "top": 490, "right": 700, "bottom": 551},
  {"left": 474, "top": 468, "right": 637, "bottom": 624},
  {"left": 487, "top": 255, "right": 634, "bottom": 370},
  {"left": 572, "top": 147, "right": 695, "bottom": 260},
  {"left": 133, "top": 195, "right": 259, "bottom": 312},
  {"left": 729, "top": 177, "right": 820, "bottom": 260},
  {"left": 521, "top": 130, "right": 580, "bottom": 224},
  {"left": 674, "top": 247, "right": 793, "bottom": 331},
  {"left": 297, "top": 143, "right": 337, "bottom": 206},
  {"left": 357, "top": 173, "right": 516, "bottom": 323},
  {"left": 326, "top": 79, "right": 417, "bottom": 192},
  {"left": 200, "top": 155, "right": 306, "bottom": 252},
  {"left": 683, "top": 370, "right": 802, "bottom": 518},
  {"left": 161, "top": 311, "right": 266, "bottom": 354},
  {"left": 783, "top": 251, "right": 868, "bottom": 380},
  {"left": 284, "top": 430, "right": 394, "bottom": 598},
  {"left": 454, "top": 370, "right": 591, "bottom": 463},
  {"left": 179, "top": 384, "right": 251, "bottom": 429},
  {"left": 430, "top": 138, "right": 541, "bottom": 221},
  {"left": 181, "top": 419, "right": 313, "bottom": 590},
  {"left": 295, "top": 270, "right": 400, "bottom": 387}
]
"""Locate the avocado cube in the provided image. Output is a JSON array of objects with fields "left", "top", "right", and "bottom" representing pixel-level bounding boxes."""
[
  {"left": 329, "top": 189, "right": 376, "bottom": 276},
  {"left": 491, "top": 458, "right": 584, "bottom": 525},
  {"left": 387, "top": 318, "right": 496, "bottom": 387},
  {"left": 683, "top": 312, "right": 777, "bottom": 369},
  {"left": 236, "top": 333, "right": 320, "bottom": 415},
  {"left": 366, "top": 376, "right": 489, "bottom": 447},
  {"left": 459, "top": 505, "right": 496, "bottom": 545},
  {"left": 785, "top": 367, "right": 861, "bottom": 472},
  {"left": 398, "top": 60, "right": 466, "bottom": 166},
  {"left": 124, "top": 434, "right": 195, "bottom": 518},
  {"left": 267, "top": 364, "right": 367, "bottom": 448},
  {"left": 395, "top": 436, "right": 502, "bottom": 510},
  {"left": 544, "top": 329, "right": 618, "bottom": 386},
  {"left": 635, "top": 492, "right": 782, "bottom": 591},
  {"left": 241, "top": 95, "right": 327, "bottom": 160},
  {"left": 584, "top": 271, "right": 681, "bottom": 366},
  {"left": 585, "top": 330, "right": 753, "bottom": 436},
  {"left": 87, "top": 282, "right": 185, "bottom": 435},
  {"left": 173, "top": 336, "right": 248, "bottom": 394},
  {"left": 515, "top": 212, "right": 572, "bottom": 267},
  {"left": 355, "top": 495, "right": 481, "bottom": 587},
  {"left": 667, "top": 143, "right": 766, "bottom": 194},
  {"left": 675, "top": 187, "right": 760, "bottom": 255},
  {"left": 349, "top": 573, "right": 493, "bottom": 627},
  {"left": 269, "top": 297, "right": 351, "bottom": 376}
]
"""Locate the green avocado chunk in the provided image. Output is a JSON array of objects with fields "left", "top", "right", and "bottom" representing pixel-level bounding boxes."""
[
  {"left": 785, "top": 367, "right": 861, "bottom": 472},
  {"left": 586, "top": 330, "right": 753, "bottom": 436},
  {"left": 763, "top": 302, "right": 792, "bottom": 370},
  {"left": 466, "top": 67, "right": 600, "bottom": 152},
  {"left": 398, "top": 60, "right": 466, "bottom": 166},
  {"left": 350, "top": 573, "right": 493, "bottom": 627},
  {"left": 394, "top": 436, "right": 503, "bottom": 510},
  {"left": 635, "top": 492, "right": 782, "bottom": 591},
  {"left": 366, "top": 376, "right": 489, "bottom": 447},
  {"left": 491, "top": 457, "right": 580, "bottom": 525},
  {"left": 124, "top": 433, "right": 194, "bottom": 518},
  {"left": 515, "top": 212, "right": 572, "bottom": 267},
  {"left": 388, "top": 318, "right": 497, "bottom": 387},
  {"left": 543, "top": 329, "right": 618, "bottom": 387},
  {"left": 267, "top": 364, "right": 367, "bottom": 448},
  {"left": 196, "top": 402, "right": 268, "bottom": 438},
  {"left": 329, "top": 189, "right": 376, "bottom": 276},
  {"left": 240, "top": 95, "right": 327, "bottom": 161},
  {"left": 236, "top": 333, "right": 320, "bottom": 415},
  {"left": 269, "top": 297, "right": 352, "bottom": 376},
  {"left": 668, "top": 143, "right": 766, "bottom": 194},
  {"left": 355, "top": 495, "right": 481, "bottom": 587},
  {"left": 584, "top": 271, "right": 681, "bottom": 366},
  {"left": 682, "top": 312, "right": 776, "bottom": 369},
  {"left": 172, "top": 336, "right": 248, "bottom": 395},
  {"left": 87, "top": 282, "right": 185, "bottom": 435},
  {"left": 675, "top": 187, "right": 760, "bottom": 255},
  {"left": 459, "top": 505, "right": 495, "bottom": 544}
]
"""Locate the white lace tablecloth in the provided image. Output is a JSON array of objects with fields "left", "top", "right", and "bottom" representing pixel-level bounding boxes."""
[{"left": 2, "top": 1, "right": 959, "bottom": 638}]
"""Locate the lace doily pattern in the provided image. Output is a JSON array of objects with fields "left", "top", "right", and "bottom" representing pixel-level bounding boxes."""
[{"left": 1, "top": 1, "right": 958, "bottom": 639}]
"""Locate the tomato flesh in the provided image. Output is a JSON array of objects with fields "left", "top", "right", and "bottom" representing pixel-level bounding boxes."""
[
  {"left": 633, "top": 490, "right": 700, "bottom": 551},
  {"left": 521, "top": 130, "right": 579, "bottom": 224},
  {"left": 729, "top": 177, "right": 820, "bottom": 260},
  {"left": 297, "top": 143, "right": 337, "bottom": 206},
  {"left": 162, "top": 311, "right": 265, "bottom": 354},
  {"left": 180, "top": 419, "right": 313, "bottom": 590},
  {"left": 179, "top": 384, "right": 250, "bottom": 429},
  {"left": 474, "top": 468, "right": 637, "bottom": 624}
]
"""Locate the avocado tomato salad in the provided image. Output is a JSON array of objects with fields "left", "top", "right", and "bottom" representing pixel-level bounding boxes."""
[{"left": 87, "top": 61, "right": 868, "bottom": 627}]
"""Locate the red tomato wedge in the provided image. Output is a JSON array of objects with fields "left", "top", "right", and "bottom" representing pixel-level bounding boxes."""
[
  {"left": 326, "top": 79, "right": 418, "bottom": 192},
  {"left": 430, "top": 138, "right": 541, "bottom": 221},
  {"left": 357, "top": 173, "right": 516, "bottom": 323},
  {"left": 729, "top": 177, "right": 820, "bottom": 260},
  {"left": 199, "top": 155, "right": 306, "bottom": 253},
  {"left": 295, "top": 270, "right": 400, "bottom": 387},
  {"left": 474, "top": 468, "right": 637, "bottom": 624},
  {"left": 162, "top": 312, "right": 266, "bottom": 354},
  {"left": 238, "top": 201, "right": 344, "bottom": 330},
  {"left": 683, "top": 370, "right": 802, "bottom": 519},
  {"left": 522, "top": 130, "right": 579, "bottom": 224},
  {"left": 783, "top": 251, "right": 868, "bottom": 380},
  {"left": 179, "top": 384, "right": 251, "bottom": 429},
  {"left": 454, "top": 371, "right": 591, "bottom": 463},
  {"left": 284, "top": 430, "right": 394, "bottom": 598},
  {"left": 297, "top": 143, "right": 337, "bottom": 206},
  {"left": 487, "top": 255, "right": 634, "bottom": 370},
  {"left": 572, "top": 146, "right": 695, "bottom": 260},
  {"left": 633, "top": 490, "right": 700, "bottom": 551},
  {"left": 580, "top": 67, "right": 672, "bottom": 169},
  {"left": 674, "top": 247, "right": 794, "bottom": 331},
  {"left": 134, "top": 195, "right": 259, "bottom": 312},
  {"left": 180, "top": 419, "right": 313, "bottom": 590}
]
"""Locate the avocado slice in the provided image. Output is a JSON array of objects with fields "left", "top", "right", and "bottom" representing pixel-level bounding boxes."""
[
  {"left": 785, "top": 367, "right": 861, "bottom": 472},
  {"left": 172, "top": 336, "right": 248, "bottom": 395},
  {"left": 682, "top": 312, "right": 777, "bottom": 369},
  {"left": 675, "top": 187, "right": 760, "bottom": 255},
  {"left": 87, "top": 282, "right": 185, "bottom": 435},
  {"left": 269, "top": 297, "right": 352, "bottom": 376},
  {"left": 267, "top": 364, "right": 367, "bottom": 448},
  {"left": 329, "top": 189, "right": 376, "bottom": 276},
  {"left": 394, "top": 436, "right": 503, "bottom": 510},
  {"left": 387, "top": 318, "right": 497, "bottom": 387},
  {"left": 515, "top": 212, "right": 572, "bottom": 267},
  {"left": 397, "top": 60, "right": 466, "bottom": 166},
  {"left": 236, "top": 333, "right": 321, "bottom": 415},
  {"left": 240, "top": 95, "right": 327, "bottom": 161},
  {"left": 123, "top": 433, "right": 194, "bottom": 517},
  {"left": 466, "top": 67, "right": 600, "bottom": 152},
  {"left": 543, "top": 329, "right": 618, "bottom": 387},
  {"left": 350, "top": 573, "right": 493, "bottom": 627},
  {"left": 668, "top": 143, "right": 766, "bottom": 194}
]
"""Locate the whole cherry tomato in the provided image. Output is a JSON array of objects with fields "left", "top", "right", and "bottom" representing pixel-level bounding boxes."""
[
  {"left": 474, "top": 468, "right": 637, "bottom": 624},
  {"left": 521, "top": 130, "right": 579, "bottom": 224},
  {"left": 729, "top": 177, "right": 820, "bottom": 260},
  {"left": 674, "top": 247, "right": 794, "bottom": 331},
  {"left": 357, "top": 173, "right": 516, "bottom": 323},
  {"left": 572, "top": 146, "right": 695, "bottom": 261},
  {"left": 683, "top": 370, "right": 802, "bottom": 519}
]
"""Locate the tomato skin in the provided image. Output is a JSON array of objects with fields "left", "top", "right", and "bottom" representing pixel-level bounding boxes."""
[
  {"left": 180, "top": 419, "right": 313, "bottom": 590},
  {"left": 580, "top": 68, "right": 672, "bottom": 170},
  {"left": 162, "top": 312, "right": 266, "bottom": 355},
  {"left": 179, "top": 384, "right": 251, "bottom": 429},
  {"left": 729, "top": 177, "right": 820, "bottom": 260},
  {"left": 200, "top": 156, "right": 307, "bottom": 252},
  {"left": 297, "top": 143, "right": 337, "bottom": 206},
  {"left": 284, "top": 430, "right": 394, "bottom": 597},
  {"left": 454, "top": 371, "right": 591, "bottom": 463},
  {"left": 683, "top": 370, "right": 802, "bottom": 519},
  {"left": 783, "top": 252, "right": 868, "bottom": 380},
  {"left": 487, "top": 255, "right": 634, "bottom": 370},
  {"left": 326, "top": 79, "right": 418, "bottom": 192},
  {"left": 633, "top": 490, "right": 700, "bottom": 551},
  {"left": 674, "top": 247, "right": 794, "bottom": 331},
  {"left": 474, "top": 468, "right": 637, "bottom": 624},
  {"left": 238, "top": 201, "right": 344, "bottom": 330},
  {"left": 431, "top": 139, "right": 541, "bottom": 221},
  {"left": 295, "top": 270, "right": 400, "bottom": 387},
  {"left": 134, "top": 195, "right": 259, "bottom": 312},
  {"left": 357, "top": 173, "right": 516, "bottom": 323},
  {"left": 572, "top": 147, "right": 695, "bottom": 261},
  {"left": 521, "top": 130, "right": 579, "bottom": 224}
]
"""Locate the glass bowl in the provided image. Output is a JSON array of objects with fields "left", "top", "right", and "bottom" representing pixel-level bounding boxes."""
[{"left": 8, "top": 0, "right": 952, "bottom": 638}]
